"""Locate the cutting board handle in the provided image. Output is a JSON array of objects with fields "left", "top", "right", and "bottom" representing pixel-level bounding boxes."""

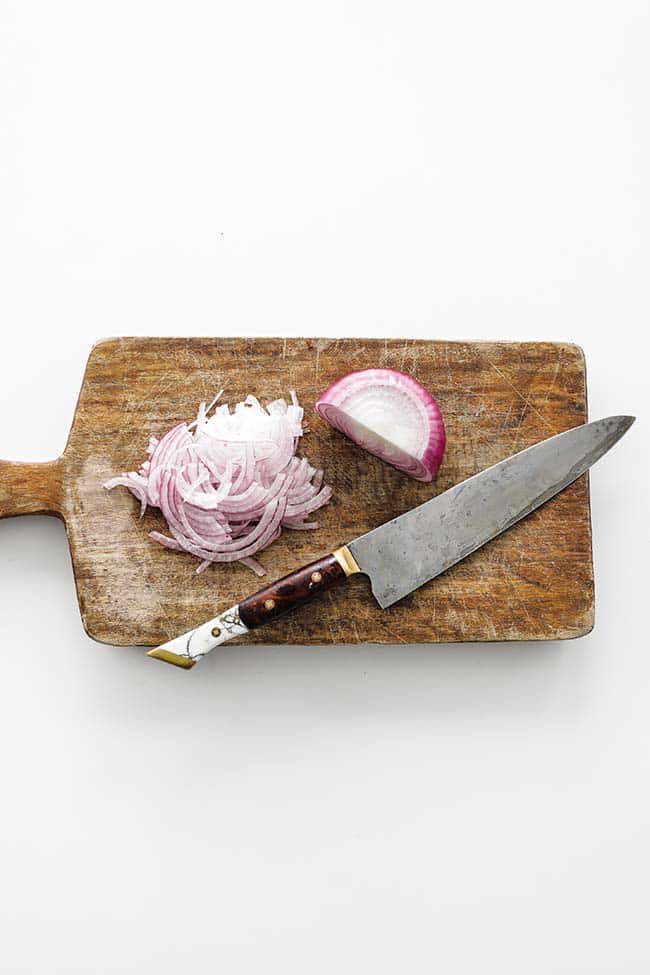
[{"left": 0, "top": 459, "right": 64, "bottom": 520}]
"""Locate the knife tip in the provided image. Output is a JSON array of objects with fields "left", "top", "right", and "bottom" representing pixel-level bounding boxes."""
[{"left": 614, "top": 415, "right": 636, "bottom": 434}]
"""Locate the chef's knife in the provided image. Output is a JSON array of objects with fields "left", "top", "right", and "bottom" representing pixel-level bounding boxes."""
[{"left": 148, "top": 415, "right": 634, "bottom": 668}]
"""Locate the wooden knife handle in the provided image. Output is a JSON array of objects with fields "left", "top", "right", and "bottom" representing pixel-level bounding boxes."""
[
  {"left": 238, "top": 553, "right": 348, "bottom": 629},
  {"left": 147, "top": 546, "right": 361, "bottom": 668},
  {"left": 0, "top": 459, "right": 64, "bottom": 520}
]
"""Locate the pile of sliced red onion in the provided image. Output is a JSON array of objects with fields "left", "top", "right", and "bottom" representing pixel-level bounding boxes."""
[
  {"left": 104, "top": 392, "right": 332, "bottom": 576},
  {"left": 316, "top": 368, "right": 446, "bottom": 482}
]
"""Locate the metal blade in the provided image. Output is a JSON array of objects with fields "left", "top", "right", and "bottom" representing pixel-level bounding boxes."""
[{"left": 348, "top": 415, "right": 634, "bottom": 609}]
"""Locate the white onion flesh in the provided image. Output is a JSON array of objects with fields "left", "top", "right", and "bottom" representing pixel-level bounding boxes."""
[
  {"left": 104, "top": 392, "right": 332, "bottom": 575},
  {"left": 315, "top": 368, "right": 445, "bottom": 482}
]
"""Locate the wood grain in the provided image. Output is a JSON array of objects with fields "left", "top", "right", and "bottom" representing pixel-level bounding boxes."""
[
  {"left": 239, "top": 554, "right": 347, "bottom": 629},
  {"left": 0, "top": 459, "right": 63, "bottom": 519},
  {"left": 0, "top": 338, "right": 594, "bottom": 646}
]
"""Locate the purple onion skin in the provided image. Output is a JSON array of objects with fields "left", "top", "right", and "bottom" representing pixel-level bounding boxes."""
[{"left": 315, "top": 368, "right": 446, "bottom": 483}]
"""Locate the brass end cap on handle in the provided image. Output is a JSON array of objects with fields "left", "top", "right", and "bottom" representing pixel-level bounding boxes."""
[
  {"left": 332, "top": 545, "right": 361, "bottom": 577},
  {"left": 147, "top": 647, "right": 196, "bottom": 669}
]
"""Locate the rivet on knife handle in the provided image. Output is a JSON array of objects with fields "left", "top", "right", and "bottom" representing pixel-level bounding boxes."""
[{"left": 147, "top": 547, "right": 361, "bottom": 668}]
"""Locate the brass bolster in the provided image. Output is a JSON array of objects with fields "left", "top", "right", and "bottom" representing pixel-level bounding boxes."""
[{"left": 332, "top": 545, "right": 361, "bottom": 577}]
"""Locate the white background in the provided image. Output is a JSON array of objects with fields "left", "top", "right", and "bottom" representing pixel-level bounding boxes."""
[{"left": 0, "top": 2, "right": 648, "bottom": 972}]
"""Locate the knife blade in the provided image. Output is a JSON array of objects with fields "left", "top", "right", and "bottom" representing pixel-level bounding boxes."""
[{"left": 148, "top": 415, "right": 634, "bottom": 668}]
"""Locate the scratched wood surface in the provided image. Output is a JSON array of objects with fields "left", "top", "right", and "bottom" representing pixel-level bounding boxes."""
[{"left": 0, "top": 338, "right": 594, "bottom": 646}]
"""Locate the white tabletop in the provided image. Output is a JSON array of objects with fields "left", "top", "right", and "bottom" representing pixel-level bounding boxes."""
[{"left": 0, "top": 3, "right": 647, "bottom": 972}]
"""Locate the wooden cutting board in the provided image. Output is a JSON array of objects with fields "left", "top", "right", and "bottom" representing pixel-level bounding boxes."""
[{"left": 0, "top": 338, "right": 594, "bottom": 647}]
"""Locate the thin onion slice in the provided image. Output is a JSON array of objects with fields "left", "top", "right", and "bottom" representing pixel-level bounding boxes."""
[
  {"left": 104, "top": 391, "right": 332, "bottom": 575},
  {"left": 315, "top": 368, "right": 445, "bottom": 482}
]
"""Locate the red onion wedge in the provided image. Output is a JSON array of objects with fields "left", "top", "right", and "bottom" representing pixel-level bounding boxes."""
[
  {"left": 104, "top": 392, "right": 332, "bottom": 576},
  {"left": 315, "top": 368, "right": 445, "bottom": 482}
]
